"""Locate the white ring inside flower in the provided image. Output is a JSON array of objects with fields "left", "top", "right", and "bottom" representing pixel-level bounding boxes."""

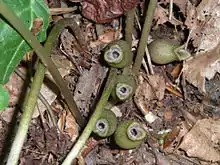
[
  {"left": 104, "top": 45, "right": 123, "bottom": 63},
  {"left": 116, "top": 83, "right": 133, "bottom": 100}
]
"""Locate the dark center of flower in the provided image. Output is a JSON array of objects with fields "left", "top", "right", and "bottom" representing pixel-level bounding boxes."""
[
  {"left": 130, "top": 128, "right": 138, "bottom": 137},
  {"left": 120, "top": 86, "right": 127, "bottom": 94},
  {"left": 97, "top": 121, "right": 106, "bottom": 130},
  {"left": 112, "top": 51, "right": 120, "bottom": 59}
]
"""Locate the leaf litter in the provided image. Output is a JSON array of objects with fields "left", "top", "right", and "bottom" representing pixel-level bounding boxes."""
[
  {"left": 178, "top": 119, "right": 220, "bottom": 162},
  {"left": 1, "top": 0, "right": 220, "bottom": 164},
  {"left": 182, "top": 0, "right": 220, "bottom": 93}
]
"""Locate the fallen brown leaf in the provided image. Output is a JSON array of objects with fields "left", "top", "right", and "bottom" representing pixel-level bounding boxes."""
[
  {"left": 58, "top": 110, "right": 79, "bottom": 142},
  {"left": 74, "top": 63, "right": 107, "bottom": 117},
  {"left": 98, "top": 30, "right": 119, "bottom": 43},
  {"left": 178, "top": 118, "right": 220, "bottom": 162},
  {"left": 82, "top": 0, "right": 140, "bottom": 23},
  {"left": 0, "top": 107, "right": 15, "bottom": 123},
  {"left": 135, "top": 73, "right": 166, "bottom": 101},
  {"left": 81, "top": 137, "right": 104, "bottom": 157},
  {"left": 183, "top": 45, "right": 220, "bottom": 93},
  {"left": 185, "top": 0, "right": 220, "bottom": 51},
  {"left": 171, "top": 64, "right": 182, "bottom": 78},
  {"left": 65, "top": 111, "right": 79, "bottom": 142},
  {"left": 163, "top": 121, "right": 191, "bottom": 154},
  {"left": 57, "top": 109, "right": 66, "bottom": 132},
  {"left": 154, "top": 5, "right": 182, "bottom": 26},
  {"left": 90, "top": 29, "right": 121, "bottom": 48},
  {"left": 163, "top": 125, "right": 180, "bottom": 149},
  {"left": 134, "top": 73, "right": 165, "bottom": 123}
]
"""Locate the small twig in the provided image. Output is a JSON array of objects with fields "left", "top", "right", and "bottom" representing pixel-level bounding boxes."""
[
  {"left": 123, "top": 8, "right": 136, "bottom": 75},
  {"left": 134, "top": 10, "right": 141, "bottom": 30},
  {"left": 132, "top": 0, "right": 157, "bottom": 75},
  {"left": 39, "top": 154, "right": 48, "bottom": 165},
  {"left": 62, "top": 68, "right": 117, "bottom": 165},
  {"left": 169, "top": 0, "right": 173, "bottom": 21},
  {"left": 185, "top": 29, "right": 193, "bottom": 50},
  {"left": 145, "top": 46, "right": 154, "bottom": 75},
  {"left": 141, "top": 59, "right": 149, "bottom": 74},
  {"left": 158, "top": 5, "right": 183, "bottom": 25},
  {"left": 134, "top": 10, "right": 153, "bottom": 75},
  {"left": 49, "top": 7, "right": 77, "bottom": 15},
  {"left": 181, "top": 70, "right": 188, "bottom": 100},
  {"left": 166, "top": 86, "right": 183, "bottom": 98},
  {"left": 37, "top": 103, "right": 47, "bottom": 125}
]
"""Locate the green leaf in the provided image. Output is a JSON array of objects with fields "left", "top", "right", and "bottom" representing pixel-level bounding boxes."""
[
  {"left": 0, "top": 85, "right": 9, "bottom": 110},
  {"left": 0, "top": 0, "right": 49, "bottom": 84}
]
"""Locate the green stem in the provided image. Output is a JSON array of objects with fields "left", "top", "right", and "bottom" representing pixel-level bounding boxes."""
[
  {"left": 123, "top": 8, "right": 136, "bottom": 75},
  {"left": 132, "top": 0, "right": 157, "bottom": 74},
  {"left": 125, "top": 8, "right": 135, "bottom": 49},
  {"left": 6, "top": 61, "right": 45, "bottom": 165},
  {"left": 62, "top": 68, "right": 117, "bottom": 165},
  {"left": 5, "top": 18, "right": 85, "bottom": 165},
  {"left": 0, "top": 1, "right": 85, "bottom": 127}
]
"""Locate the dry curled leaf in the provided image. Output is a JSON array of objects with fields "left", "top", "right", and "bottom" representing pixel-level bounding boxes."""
[
  {"left": 154, "top": 5, "right": 182, "bottom": 26},
  {"left": 135, "top": 73, "right": 166, "bottom": 101},
  {"left": 178, "top": 119, "right": 220, "bottom": 162},
  {"left": 65, "top": 111, "right": 79, "bottom": 142},
  {"left": 173, "top": 0, "right": 188, "bottom": 14},
  {"left": 57, "top": 110, "right": 79, "bottom": 142},
  {"left": 185, "top": 0, "right": 220, "bottom": 51},
  {"left": 90, "top": 29, "right": 121, "bottom": 48},
  {"left": 181, "top": 0, "right": 220, "bottom": 92},
  {"left": 183, "top": 44, "right": 220, "bottom": 93},
  {"left": 82, "top": 0, "right": 140, "bottom": 23},
  {"left": 74, "top": 63, "right": 107, "bottom": 117},
  {"left": 134, "top": 73, "right": 165, "bottom": 123},
  {"left": 162, "top": 0, "right": 220, "bottom": 52}
]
